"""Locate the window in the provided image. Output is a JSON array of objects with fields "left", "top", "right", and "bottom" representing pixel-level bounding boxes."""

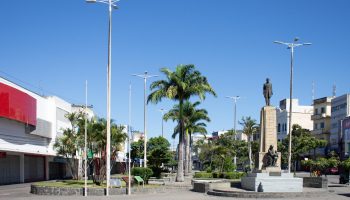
[
  {"left": 321, "top": 107, "right": 325, "bottom": 114},
  {"left": 314, "top": 108, "right": 318, "bottom": 115},
  {"left": 320, "top": 122, "right": 325, "bottom": 129},
  {"left": 278, "top": 124, "right": 281, "bottom": 132},
  {"left": 314, "top": 123, "right": 318, "bottom": 130}
]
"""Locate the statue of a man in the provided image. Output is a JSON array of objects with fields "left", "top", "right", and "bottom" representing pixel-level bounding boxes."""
[
  {"left": 263, "top": 78, "right": 273, "bottom": 106},
  {"left": 267, "top": 145, "right": 278, "bottom": 167}
]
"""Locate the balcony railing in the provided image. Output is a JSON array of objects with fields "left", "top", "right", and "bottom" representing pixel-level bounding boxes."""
[{"left": 311, "top": 113, "right": 330, "bottom": 120}]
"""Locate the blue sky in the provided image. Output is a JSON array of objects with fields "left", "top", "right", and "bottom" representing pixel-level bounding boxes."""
[{"left": 1, "top": 0, "right": 350, "bottom": 144}]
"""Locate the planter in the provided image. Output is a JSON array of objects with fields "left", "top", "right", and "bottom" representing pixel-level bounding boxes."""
[
  {"left": 31, "top": 184, "right": 166, "bottom": 196},
  {"left": 303, "top": 177, "right": 327, "bottom": 188}
]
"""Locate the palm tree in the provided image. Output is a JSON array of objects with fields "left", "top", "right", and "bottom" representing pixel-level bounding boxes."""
[
  {"left": 164, "top": 101, "right": 210, "bottom": 176},
  {"left": 148, "top": 65, "right": 216, "bottom": 182},
  {"left": 54, "top": 112, "right": 84, "bottom": 179},
  {"left": 239, "top": 116, "right": 258, "bottom": 172}
]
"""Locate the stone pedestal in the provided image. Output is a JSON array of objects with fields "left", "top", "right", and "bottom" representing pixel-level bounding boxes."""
[
  {"left": 256, "top": 106, "right": 281, "bottom": 171},
  {"left": 241, "top": 173, "right": 303, "bottom": 192},
  {"left": 241, "top": 106, "right": 303, "bottom": 193}
]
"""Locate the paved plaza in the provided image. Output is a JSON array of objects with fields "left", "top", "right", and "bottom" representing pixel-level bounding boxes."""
[{"left": 0, "top": 175, "right": 349, "bottom": 200}]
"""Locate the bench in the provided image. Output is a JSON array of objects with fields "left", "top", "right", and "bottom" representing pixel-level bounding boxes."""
[
  {"left": 122, "top": 176, "right": 134, "bottom": 187},
  {"left": 134, "top": 176, "right": 144, "bottom": 187}
]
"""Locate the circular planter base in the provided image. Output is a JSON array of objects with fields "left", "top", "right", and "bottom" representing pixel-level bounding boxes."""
[
  {"left": 207, "top": 188, "right": 328, "bottom": 198},
  {"left": 31, "top": 185, "right": 168, "bottom": 196}
]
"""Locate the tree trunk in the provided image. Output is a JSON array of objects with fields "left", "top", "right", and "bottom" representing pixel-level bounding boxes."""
[
  {"left": 248, "top": 136, "right": 252, "bottom": 172},
  {"left": 189, "top": 133, "right": 193, "bottom": 174},
  {"left": 176, "top": 100, "right": 185, "bottom": 182},
  {"left": 184, "top": 130, "right": 190, "bottom": 176}
]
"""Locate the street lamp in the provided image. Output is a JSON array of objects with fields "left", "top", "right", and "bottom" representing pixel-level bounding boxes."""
[
  {"left": 84, "top": 81, "right": 88, "bottom": 197},
  {"left": 128, "top": 83, "right": 132, "bottom": 195},
  {"left": 226, "top": 96, "right": 241, "bottom": 166},
  {"left": 159, "top": 108, "right": 167, "bottom": 137},
  {"left": 274, "top": 37, "right": 311, "bottom": 173},
  {"left": 86, "top": 0, "right": 119, "bottom": 196},
  {"left": 132, "top": 71, "right": 158, "bottom": 168}
]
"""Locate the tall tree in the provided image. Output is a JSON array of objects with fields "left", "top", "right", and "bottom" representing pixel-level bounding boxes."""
[
  {"left": 147, "top": 136, "right": 173, "bottom": 177},
  {"left": 164, "top": 101, "right": 210, "bottom": 176},
  {"left": 280, "top": 124, "right": 327, "bottom": 172},
  {"left": 239, "top": 116, "right": 259, "bottom": 172},
  {"left": 148, "top": 65, "right": 216, "bottom": 182}
]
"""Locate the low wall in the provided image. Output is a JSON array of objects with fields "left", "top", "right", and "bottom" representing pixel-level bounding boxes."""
[
  {"left": 192, "top": 180, "right": 231, "bottom": 193},
  {"left": 31, "top": 185, "right": 170, "bottom": 196},
  {"left": 303, "top": 177, "right": 328, "bottom": 188}
]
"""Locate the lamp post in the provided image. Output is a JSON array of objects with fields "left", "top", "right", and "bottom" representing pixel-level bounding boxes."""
[
  {"left": 159, "top": 108, "right": 167, "bottom": 137},
  {"left": 84, "top": 80, "right": 88, "bottom": 197},
  {"left": 128, "top": 83, "right": 132, "bottom": 195},
  {"left": 132, "top": 71, "right": 158, "bottom": 168},
  {"left": 226, "top": 96, "right": 240, "bottom": 166},
  {"left": 274, "top": 38, "right": 311, "bottom": 173},
  {"left": 85, "top": 0, "right": 119, "bottom": 196}
]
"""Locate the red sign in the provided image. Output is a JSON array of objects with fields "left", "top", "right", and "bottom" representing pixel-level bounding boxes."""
[
  {"left": 0, "top": 152, "right": 6, "bottom": 158},
  {"left": 0, "top": 82, "right": 37, "bottom": 126}
]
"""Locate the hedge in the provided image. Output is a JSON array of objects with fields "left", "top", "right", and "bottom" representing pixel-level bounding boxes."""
[
  {"left": 131, "top": 167, "right": 153, "bottom": 181},
  {"left": 194, "top": 172, "right": 246, "bottom": 179}
]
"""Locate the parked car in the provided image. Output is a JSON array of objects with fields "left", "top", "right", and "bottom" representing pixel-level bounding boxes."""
[{"left": 328, "top": 167, "right": 339, "bottom": 175}]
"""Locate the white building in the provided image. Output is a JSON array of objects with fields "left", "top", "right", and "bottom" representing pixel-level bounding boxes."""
[
  {"left": 0, "top": 77, "right": 92, "bottom": 185},
  {"left": 330, "top": 94, "right": 350, "bottom": 152},
  {"left": 277, "top": 99, "right": 313, "bottom": 141}
]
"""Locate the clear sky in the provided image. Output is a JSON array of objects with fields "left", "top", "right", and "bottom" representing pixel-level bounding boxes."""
[{"left": 1, "top": 0, "right": 350, "bottom": 144}]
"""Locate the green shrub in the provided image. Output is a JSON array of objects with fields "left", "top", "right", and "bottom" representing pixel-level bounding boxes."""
[
  {"left": 224, "top": 172, "right": 246, "bottom": 179},
  {"left": 193, "top": 171, "right": 246, "bottom": 179},
  {"left": 131, "top": 167, "right": 153, "bottom": 181},
  {"left": 205, "top": 167, "right": 212, "bottom": 173},
  {"left": 193, "top": 172, "right": 213, "bottom": 179},
  {"left": 150, "top": 167, "right": 163, "bottom": 178}
]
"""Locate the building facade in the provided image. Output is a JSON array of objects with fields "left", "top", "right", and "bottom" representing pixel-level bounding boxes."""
[
  {"left": 0, "top": 77, "right": 91, "bottom": 185},
  {"left": 311, "top": 97, "right": 333, "bottom": 156},
  {"left": 330, "top": 94, "right": 350, "bottom": 153},
  {"left": 277, "top": 99, "right": 313, "bottom": 141}
]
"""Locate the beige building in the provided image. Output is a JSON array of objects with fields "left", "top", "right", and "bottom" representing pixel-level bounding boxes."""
[
  {"left": 311, "top": 97, "right": 333, "bottom": 141},
  {"left": 311, "top": 97, "right": 333, "bottom": 157}
]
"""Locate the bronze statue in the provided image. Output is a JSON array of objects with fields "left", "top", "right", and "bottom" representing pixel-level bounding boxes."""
[
  {"left": 266, "top": 145, "right": 278, "bottom": 167},
  {"left": 263, "top": 78, "right": 273, "bottom": 106}
]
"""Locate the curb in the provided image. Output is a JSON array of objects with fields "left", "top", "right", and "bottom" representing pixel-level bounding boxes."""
[{"left": 207, "top": 189, "right": 329, "bottom": 198}]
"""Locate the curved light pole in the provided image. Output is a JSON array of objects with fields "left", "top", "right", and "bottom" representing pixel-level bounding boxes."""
[
  {"left": 86, "top": 0, "right": 119, "bottom": 196},
  {"left": 132, "top": 71, "right": 158, "bottom": 168},
  {"left": 274, "top": 38, "right": 311, "bottom": 173},
  {"left": 226, "top": 96, "right": 240, "bottom": 166}
]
